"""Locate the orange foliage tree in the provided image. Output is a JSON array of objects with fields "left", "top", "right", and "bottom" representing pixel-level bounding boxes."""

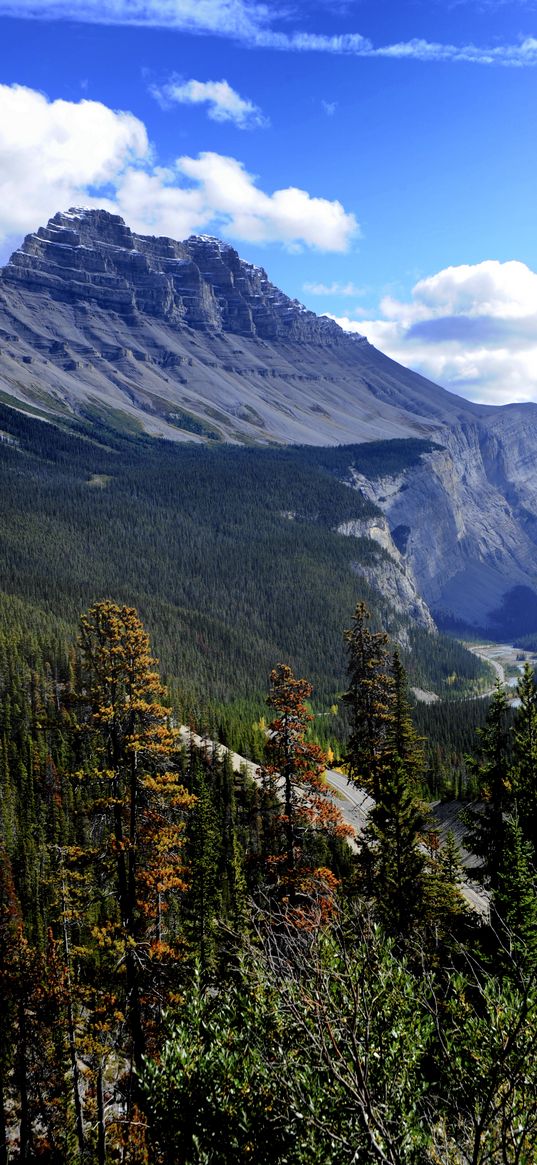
[{"left": 262, "top": 663, "right": 352, "bottom": 914}]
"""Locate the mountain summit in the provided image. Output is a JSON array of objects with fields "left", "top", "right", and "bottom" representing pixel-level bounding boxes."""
[
  {"left": 0, "top": 206, "right": 481, "bottom": 445},
  {"left": 2, "top": 207, "right": 537, "bottom": 632}
]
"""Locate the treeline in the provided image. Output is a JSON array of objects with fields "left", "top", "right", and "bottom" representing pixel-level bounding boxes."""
[{"left": 2, "top": 599, "right": 537, "bottom": 1162}]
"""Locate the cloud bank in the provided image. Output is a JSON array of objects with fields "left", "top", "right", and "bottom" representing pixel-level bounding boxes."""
[
  {"left": 151, "top": 77, "right": 267, "bottom": 129},
  {"left": 3, "top": 1, "right": 537, "bottom": 67},
  {"left": 0, "top": 83, "right": 357, "bottom": 253},
  {"left": 329, "top": 260, "right": 537, "bottom": 405}
]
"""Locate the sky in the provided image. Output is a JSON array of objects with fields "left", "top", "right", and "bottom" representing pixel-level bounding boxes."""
[{"left": 1, "top": 0, "right": 537, "bottom": 405}]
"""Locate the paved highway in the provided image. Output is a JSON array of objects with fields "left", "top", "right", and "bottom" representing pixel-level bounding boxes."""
[{"left": 178, "top": 726, "right": 489, "bottom": 917}]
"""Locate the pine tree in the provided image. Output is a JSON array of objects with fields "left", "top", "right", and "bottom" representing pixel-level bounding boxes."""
[
  {"left": 75, "top": 602, "right": 194, "bottom": 1084},
  {"left": 343, "top": 601, "right": 394, "bottom": 798},
  {"left": 463, "top": 683, "right": 511, "bottom": 890},
  {"left": 263, "top": 663, "right": 351, "bottom": 906}
]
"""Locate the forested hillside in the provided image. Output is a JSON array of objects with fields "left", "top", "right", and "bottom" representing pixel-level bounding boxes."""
[
  {"left": 2, "top": 597, "right": 537, "bottom": 1164},
  {"left": 0, "top": 403, "right": 487, "bottom": 725}
]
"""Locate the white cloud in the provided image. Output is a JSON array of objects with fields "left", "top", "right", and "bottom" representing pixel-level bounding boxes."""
[
  {"left": 304, "top": 279, "right": 364, "bottom": 296},
  {"left": 151, "top": 77, "right": 267, "bottom": 128},
  {"left": 171, "top": 153, "right": 357, "bottom": 249},
  {"left": 0, "top": 83, "right": 148, "bottom": 240},
  {"left": 384, "top": 261, "right": 537, "bottom": 320},
  {"left": 321, "top": 100, "right": 337, "bottom": 116},
  {"left": 0, "top": 83, "right": 357, "bottom": 253},
  {"left": 328, "top": 260, "right": 537, "bottom": 405},
  {"left": 4, "top": 2, "right": 537, "bottom": 67}
]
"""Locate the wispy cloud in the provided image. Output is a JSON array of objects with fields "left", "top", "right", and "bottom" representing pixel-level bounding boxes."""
[
  {"left": 304, "top": 279, "right": 364, "bottom": 295},
  {"left": 0, "top": 82, "right": 358, "bottom": 253},
  {"left": 151, "top": 77, "right": 268, "bottom": 128},
  {"left": 0, "top": 0, "right": 275, "bottom": 36},
  {"left": 255, "top": 28, "right": 537, "bottom": 66},
  {"left": 321, "top": 100, "right": 337, "bottom": 116},
  {"left": 3, "top": 1, "right": 537, "bottom": 67}
]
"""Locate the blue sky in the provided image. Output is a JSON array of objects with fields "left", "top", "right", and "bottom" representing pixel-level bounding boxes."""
[{"left": 2, "top": 0, "right": 537, "bottom": 404}]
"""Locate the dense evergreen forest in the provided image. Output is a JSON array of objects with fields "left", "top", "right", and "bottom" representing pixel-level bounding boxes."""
[
  {"left": 0, "top": 403, "right": 488, "bottom": 747},
  {"left": 2, "top": 594, "right": 537, "bottom": 1165},
  {"left": 5, "top": 402, "right": 537, "bottom": 1163}
]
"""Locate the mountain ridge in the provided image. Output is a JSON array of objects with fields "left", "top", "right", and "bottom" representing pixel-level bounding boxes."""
[{"left": 0, "top": 206, "right": 490, "bottom": 446}]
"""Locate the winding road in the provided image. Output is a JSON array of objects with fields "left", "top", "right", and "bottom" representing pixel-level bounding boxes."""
[{"left": 178, "top": 725, "right": 489, "bottom": 917}]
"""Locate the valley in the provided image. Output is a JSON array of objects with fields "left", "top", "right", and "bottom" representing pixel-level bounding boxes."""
[
  {"left": 4, "top": 0, "right": 537, "bottom": 1154},
  {"left": 465, "top": 640, "right": 537, "bottom": 694},
  {"left": 1, "top": 212, "right": 537, "bottom": 1165}
]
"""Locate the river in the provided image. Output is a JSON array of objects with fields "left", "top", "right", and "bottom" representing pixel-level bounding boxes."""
[{"left": 464, "top": 641, "right": 537, "bottom": 701}]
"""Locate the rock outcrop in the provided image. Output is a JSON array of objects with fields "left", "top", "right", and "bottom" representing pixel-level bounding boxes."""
[
  {"left": 336, "top": 517, "right": 436, "bottom": 632},
  {"left": 4, "top": 209, "right": 346, "bottom": 342},
  {"left": 350, "top": 419, "right": 537, "bottom": 629}
]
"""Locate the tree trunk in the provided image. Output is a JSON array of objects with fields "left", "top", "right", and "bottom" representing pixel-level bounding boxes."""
[
  {"left": 61, "top": 871, "right": 85, "bottom": 1160},
  {"left": 17, "top": 1001, "right": 30, "bottom": 1164},
  {"left": 97, "top": 1061, "right": 106, "bottom": 1165}
]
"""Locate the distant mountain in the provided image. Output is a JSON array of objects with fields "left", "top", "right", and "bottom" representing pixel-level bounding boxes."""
[{"left": 2, "top": 207, "right": 537, "bottom": 633}]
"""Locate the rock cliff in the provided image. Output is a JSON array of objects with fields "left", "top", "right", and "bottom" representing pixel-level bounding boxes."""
[{"left": 336, "top": 517, "right": 436, "bottom": 632}]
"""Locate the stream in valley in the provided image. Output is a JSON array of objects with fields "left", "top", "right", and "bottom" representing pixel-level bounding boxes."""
[{"left": 464, "top": 641, "right": 537, "bottom": 702}]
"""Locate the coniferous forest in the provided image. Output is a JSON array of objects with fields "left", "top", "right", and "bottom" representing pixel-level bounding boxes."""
[{"left": 3, "top": 407, "right": 537, "bottom": 1163}]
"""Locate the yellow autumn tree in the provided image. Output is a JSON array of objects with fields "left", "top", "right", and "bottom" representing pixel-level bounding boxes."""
[{"left": 75, "top": 602, "right": 194, "bottom": 1087}]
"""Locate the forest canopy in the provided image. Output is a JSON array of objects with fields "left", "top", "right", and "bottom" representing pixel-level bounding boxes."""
[{"left": 2, "top": 597, "right": 537, "bottom": 1163}]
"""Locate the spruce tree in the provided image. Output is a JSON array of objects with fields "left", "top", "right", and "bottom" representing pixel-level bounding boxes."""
[
  {"left": 464, "top": 683, "right": 511, "bottom": 890},
  {"left": 511, "top": 663, "right": 537, "bottom": 856},
  {"left": 363, "top": 756, "right": 426, "bottom": 937},
  {"left": 494, "top": 814, "right": 537, "bottom": 976},
  {"left": 343, "top": 601, "right": 394, "bottom": 798},
  {"left": 388, "top": 649, "right": 425, "bottom": 783},
  {"left": 343, "top": 612, "right": 427, "bottom": 936}
]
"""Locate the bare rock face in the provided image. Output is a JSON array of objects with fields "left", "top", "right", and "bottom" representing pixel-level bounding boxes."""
[
  {"left": 3, "top": 209, "right": 346, "bottom": 342},
  {"left": 0, "top": 207, "right": 478, "bottom": 448},
  {"left": 3, "top": 207, "right": 537, "bottom": 633},
  {"left": 0, "top": 209, "right": 452, "bottom": 630},
  {"left": 350, "top": 420, "right": 537, "bottom": 630},
  {"left": 336, "top": 516, "right": 436, "bottom": 632}
]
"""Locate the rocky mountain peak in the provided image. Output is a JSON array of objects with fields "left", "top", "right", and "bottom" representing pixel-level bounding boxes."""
[
  {"left": 2, "top": 207, "right": 358, "bottom": 344},
  {"left": 3, "top": 207, "right": 537, "bottom": 633}
]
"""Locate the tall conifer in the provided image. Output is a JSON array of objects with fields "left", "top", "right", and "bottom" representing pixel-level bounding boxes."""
[
  {"left": 75, "top": 602, "right": 194, "bottom": 1087},
  {"left": 343, "top": 601, "right": 394, "bottom": 798}
]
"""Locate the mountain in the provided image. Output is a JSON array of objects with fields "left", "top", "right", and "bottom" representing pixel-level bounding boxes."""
[
  {"left": 2, "top": 207, "right": 537, "bottom": 633},
  {"left": 0, "top": 206, "right": 478, "bottom": 446}
]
